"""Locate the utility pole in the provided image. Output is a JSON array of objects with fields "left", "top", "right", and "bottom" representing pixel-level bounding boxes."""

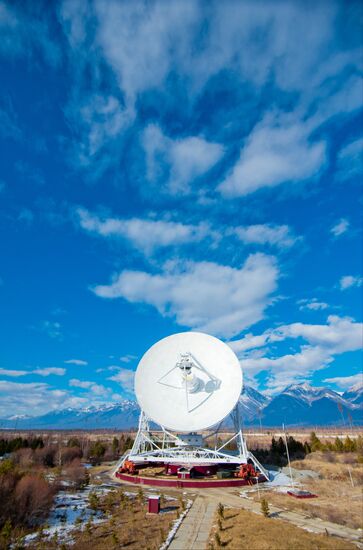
[{"left": 282, "top": 423, "right": 294, "bottom": 490}]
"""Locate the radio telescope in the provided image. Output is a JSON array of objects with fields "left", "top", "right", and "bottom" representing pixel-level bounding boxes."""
[{"left": 117, "top": 332, "right": 268, "bottom": 480}]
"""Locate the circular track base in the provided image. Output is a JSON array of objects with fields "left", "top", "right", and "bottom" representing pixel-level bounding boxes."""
[{"left": 115, "top": 472, "right": 267, "bottom": 488}]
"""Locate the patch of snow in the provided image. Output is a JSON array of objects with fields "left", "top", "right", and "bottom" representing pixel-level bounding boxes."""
[{"left": 22, "top": 482, "right": 117, "bottom": 546}]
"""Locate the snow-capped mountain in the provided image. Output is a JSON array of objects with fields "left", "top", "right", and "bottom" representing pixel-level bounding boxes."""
[
  {"left": 283, "top": 382, "right": 348, "bottom": 404},
  {"left": 260, "top": 383, "right": 362, "bottom": 427},
  {"left": 238, "top": 385, "right": 270, "bottom": 420},
  {"left": 342, "top": 381, "right": 363, "bottom": 406},
  {"left": 0, "top": 383, "right": 361, "bottom": 429},
  {"left": 0, "top": 400, "right": 140, "bottom": 430}
]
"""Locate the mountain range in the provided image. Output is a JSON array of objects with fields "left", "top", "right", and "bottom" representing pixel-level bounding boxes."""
[{"left": 1, "top": 382, "right": 362, "bottom": 430}]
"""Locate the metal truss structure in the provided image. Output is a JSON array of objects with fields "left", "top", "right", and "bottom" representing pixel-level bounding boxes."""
[{"left": 115, "top": 403, "right": 269, "bottom": 480}]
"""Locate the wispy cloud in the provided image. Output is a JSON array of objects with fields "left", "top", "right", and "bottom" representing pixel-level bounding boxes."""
[
  {"left": 298, "top": 298, "right": 329, "bottom": 311},
  {"left": 119, "top": 355, "right": 137, "bottom": 364},
  {"left": 331, "top": 218, "right": 349, "bottom": 237},
  {"left": 234, "top": 224, "right": 299, "bottom": 249},
  {"left": 323, "top": 373, "right": 362, "bottom": 390},
  {"left": 336, "top": 137, "right": 363, "bottom": 182},
  {"left": 69, "top": 378, "right": 109, "bottom": 395},
  {"left": 32, "top": 367, "right": 66, "bottom": 377},
  {"left": 64, "top": 359, "right": 88, "bottom": 366},
  {"left": 0, "top": 367, "right": 65, "bottom": 377},
  {"left": 340, "top": 275, "right": 363, "bottom": 290},
  {"left": 77, "top": 207, "right": 212, "bottom": 255},
  {"left": 142, "top": 124, "right": 224, "bottom": 195},
  {"left": 38, "top": 320, "right": 63, "bottom": 340},
  {"left": 0, "top": 368, "right": 27, "bottom": 377},
  {"left": 218, "top": 112, "right": 326, "bottom": 197}
]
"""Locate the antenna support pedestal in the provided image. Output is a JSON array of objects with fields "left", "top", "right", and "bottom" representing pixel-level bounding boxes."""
[{"left": 115, "top": 404, "right": 269, "bottom": 480}]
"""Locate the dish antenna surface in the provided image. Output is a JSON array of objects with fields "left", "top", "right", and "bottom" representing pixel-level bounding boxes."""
[{"left": 135, "top": 331, "right": 242, "bottom": 432}]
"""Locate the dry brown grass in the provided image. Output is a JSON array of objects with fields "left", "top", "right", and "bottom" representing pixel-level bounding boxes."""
[
  {"left": 210, "top": 508, "right": 357, "bottom": 549},
  {"left": 293, "top": 452, "right": 363, "bottom": 480},
  {"left": 249, "top": 453, "right": 363, "bottom": 530}
]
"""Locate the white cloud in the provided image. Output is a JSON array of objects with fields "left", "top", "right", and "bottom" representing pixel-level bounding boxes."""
[
  {"left": 274, "top": 316, "right": 363, "bottom": 354},
  {"left": 64, "top": 359, "right": 88, "bottom": 366},
  {"left": 32, "top": 367, "right": 66, "bottom": 377},
  {"left": 69, "top": 378, "right": 109, "bottom": 395},
  {"left": 0, "top": 380, "right": 88, "bottom": 417},
  {"left": 298, "top": 298, "right": 329, "bottom": 311},
  {"left": 94, "top": 1, "right": 199, "bottom": 102},
  {"left": 0, "top": 368, "right": 27, "bottom": 377},
  {"left": 331, "top": 218, "right": 349, "bottom": 237},
  {"left": 92, "top": 253, "right": 279, "bottom": 338},
  {"left": 218, "top": 113, "right": 326, "bottom": 197},
  {"left": 108, "top": 368, "right": 135, "bottom": 392},
  {"left": 234, "top": 224, "right": 298, "bottom": 249},
  {"left": 323, "top": 374, "right": 363, "bottom": 390},
  {"left": 0, "top": 367, "right": 65, "bottom": 378},
  {"left": 119, "top": 355, "right": 137, "bottom": 364},
  {"left": 77, "top": 207, "right": 211, "bottom": 254},
  {"left": 231, "top": 315, "right": 363, "bottom": 392},
  {"left": 143, "top": 124, "right": 224, "bottom": 194},
  {"left": 340, "top": 275, "right": 363, "bottom": 290}
]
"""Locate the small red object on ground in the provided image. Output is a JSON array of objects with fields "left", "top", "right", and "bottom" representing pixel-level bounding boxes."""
[{"left": 148, "top": 495, "right": 160, "bottom": 513}]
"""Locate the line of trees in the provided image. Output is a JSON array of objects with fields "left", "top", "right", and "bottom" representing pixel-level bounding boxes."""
[
  {"left": 0, "top": 433, "right": 135, "bottom": 466},
  {"left": 252, "top": 432, "right": 363, "bottom": 466},
  {"left": 309, "top": 432, "right": 363, "bottom": 454}
]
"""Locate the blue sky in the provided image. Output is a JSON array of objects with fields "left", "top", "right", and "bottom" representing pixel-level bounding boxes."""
[{"left": 0, "top": 0, "right": 362, "bottom": 417}]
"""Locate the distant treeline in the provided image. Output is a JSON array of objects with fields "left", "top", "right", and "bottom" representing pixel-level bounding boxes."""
[
  {"left": 252, "top": 432, "right": 363, "bottom": 466},
  {"left": 0, "top": 433, "right": 134, "bottom": 465}
]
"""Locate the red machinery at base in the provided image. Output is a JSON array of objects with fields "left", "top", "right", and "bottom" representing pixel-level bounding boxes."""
[
  {"left": 119, "top": 460, "right": 137, "bottom": 475},
  {"left": 236, "top": 463, "right": 258, "bottom": 479}
]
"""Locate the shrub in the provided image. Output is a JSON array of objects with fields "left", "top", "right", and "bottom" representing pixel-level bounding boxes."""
[
  {"left": 217, "top": 502, "right": 224, "bottom": 519},
  {"left": 60, "top": 446, "right": 83, "bottom": 465},
  {"left": 14, "top": 474, "right": 56, "bottom": 526},
  {"left": 33, "top": 447, "right": 56, "bottom": 467},
  {"left": 64, "top": 459, "right": 88, "bottom": 489}
]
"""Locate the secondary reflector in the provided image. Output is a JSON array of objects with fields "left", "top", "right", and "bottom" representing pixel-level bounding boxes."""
[{"left": 135, "top": 332, "right": 243, "bottom": 432}]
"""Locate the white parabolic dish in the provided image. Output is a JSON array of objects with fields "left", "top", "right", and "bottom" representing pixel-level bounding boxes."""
[{"left": 135, "top": 332, "right": 243, "bottom": 432}]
